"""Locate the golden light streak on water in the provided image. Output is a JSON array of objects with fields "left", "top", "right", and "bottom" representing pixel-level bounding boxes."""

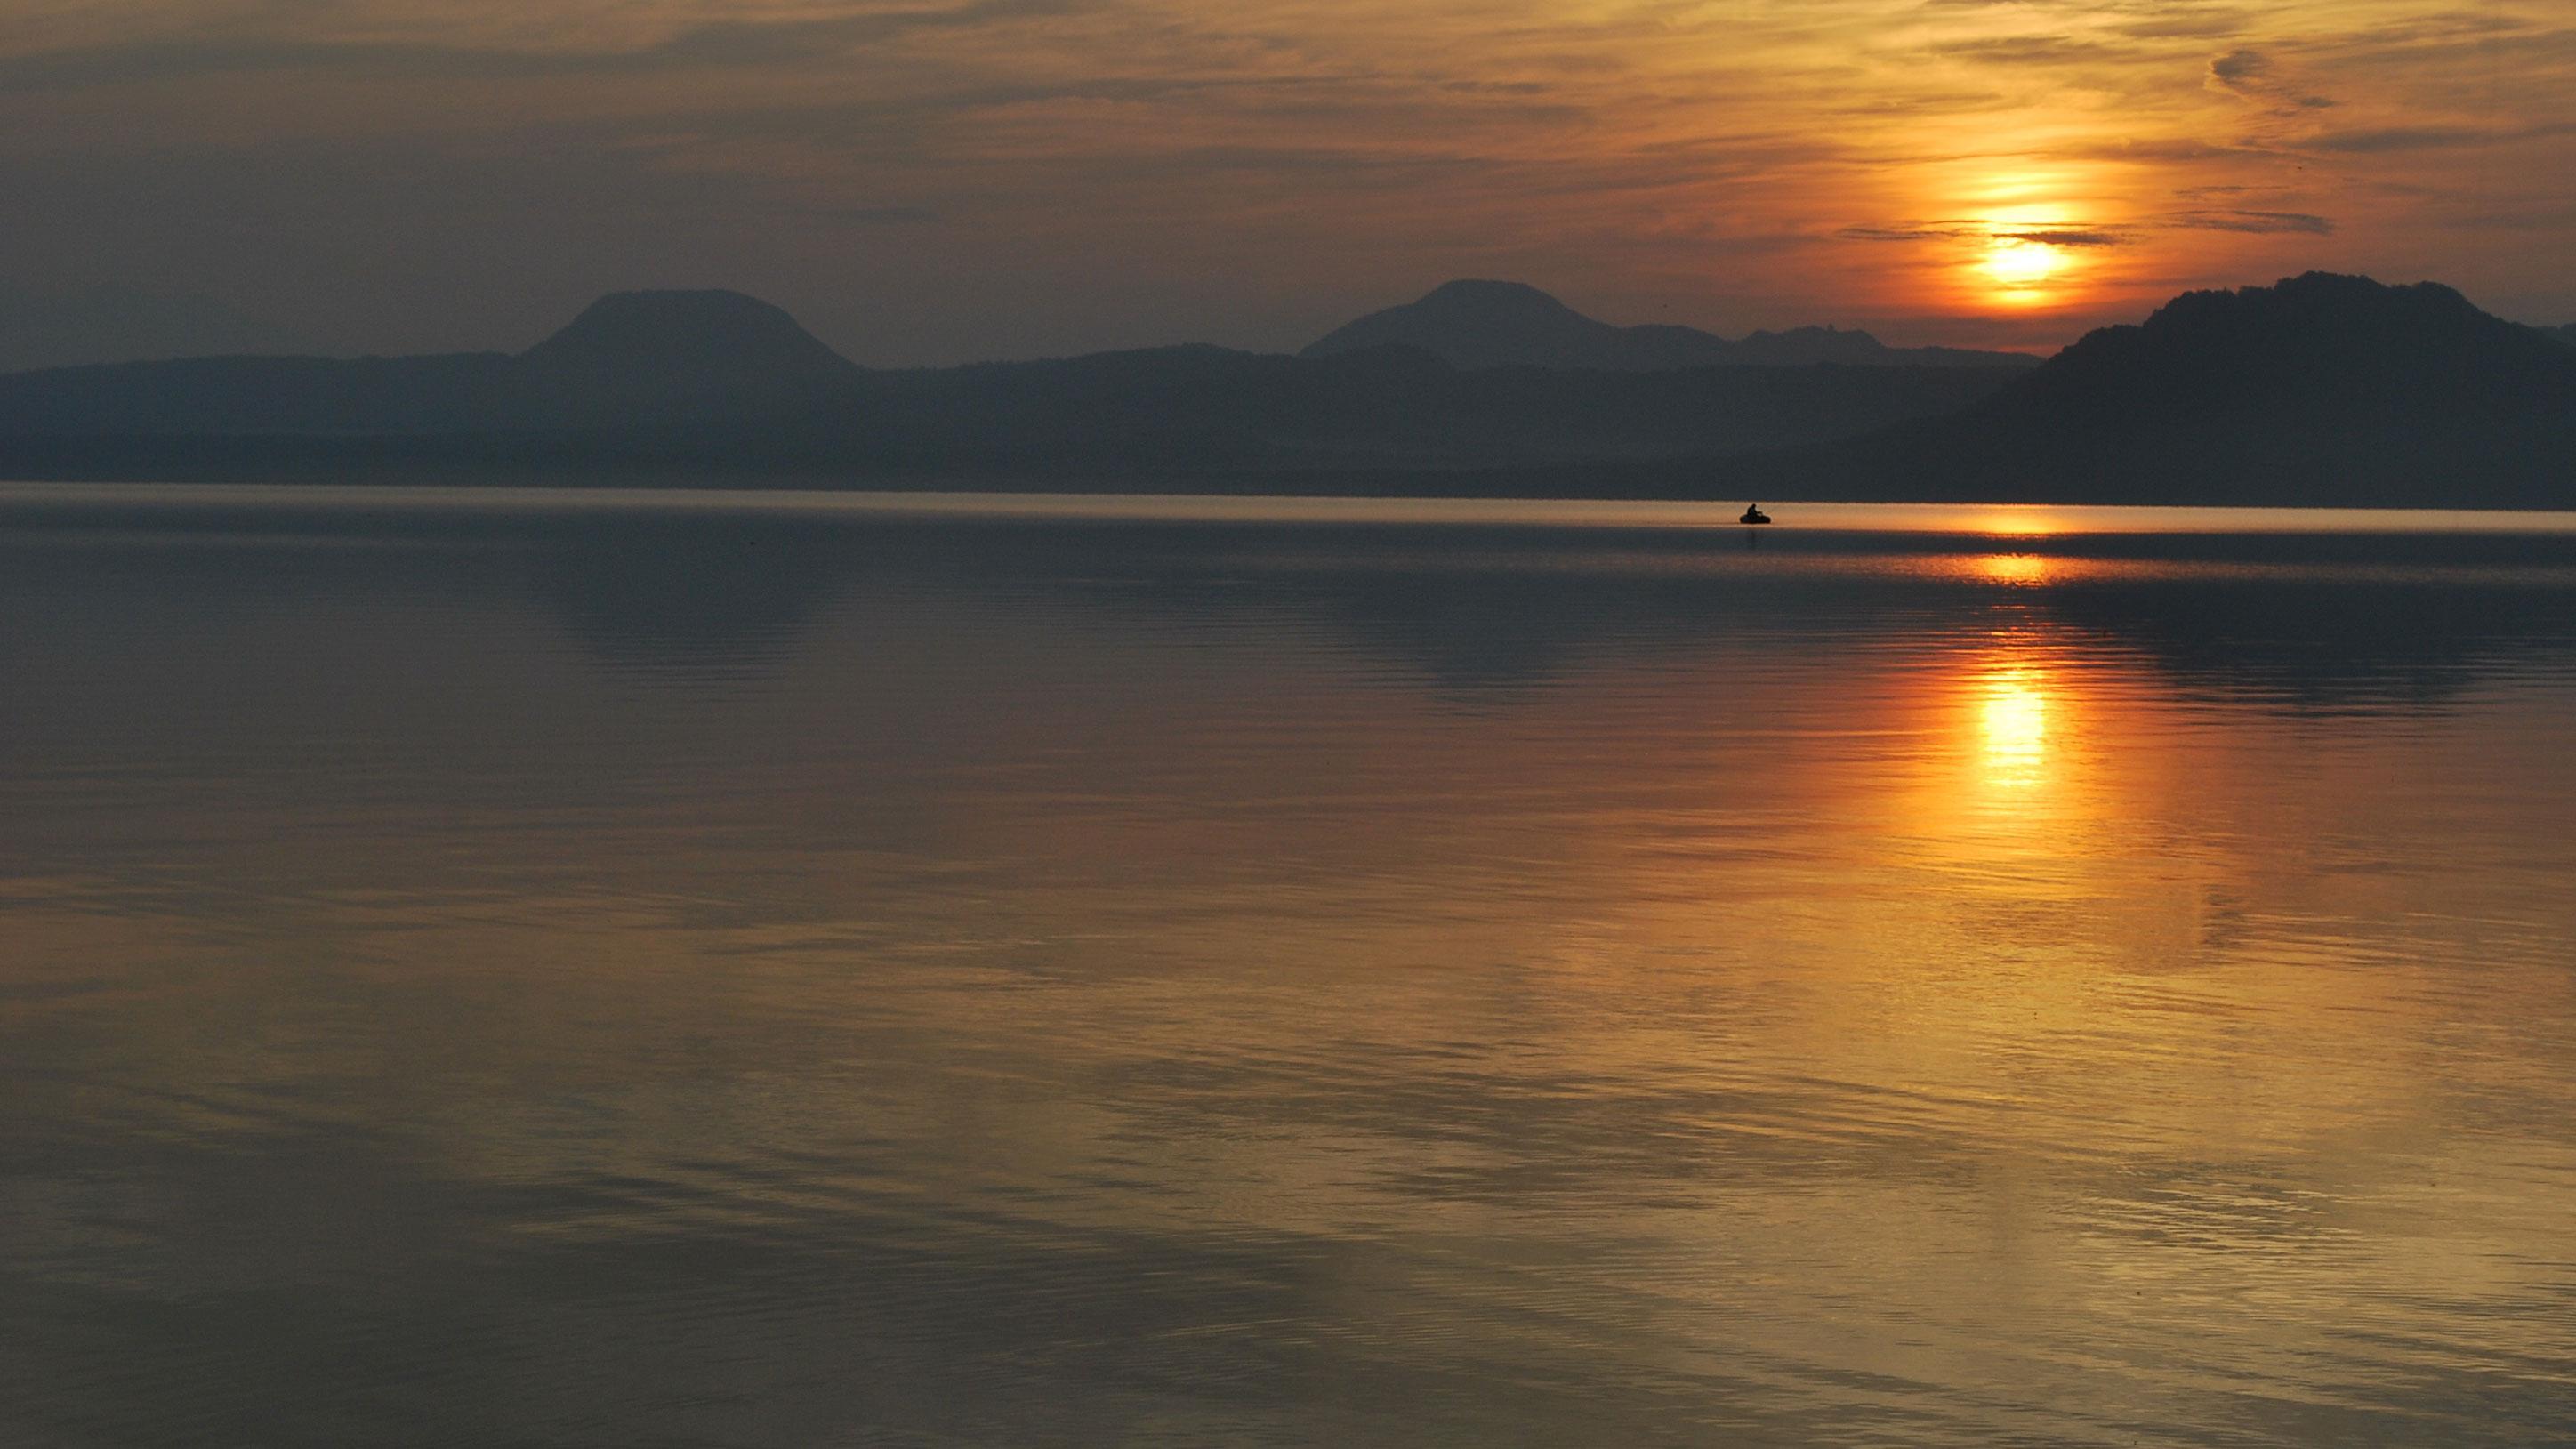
[{"left": 1978, "top": 665, "right": 2053, "bottom": 789}]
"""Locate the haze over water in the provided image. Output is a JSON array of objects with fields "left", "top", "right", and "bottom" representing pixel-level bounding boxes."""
[{"left": 4, "top": 486, "right": 2574, "bottom": 1447}]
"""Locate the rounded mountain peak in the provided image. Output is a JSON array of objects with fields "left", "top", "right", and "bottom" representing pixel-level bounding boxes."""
[
  {"left": 521, "top": 289, "right": 853, "bottom": 381},
  {"left": 2012, "top": 270, "right": 2576, "bottom": 425},
  {"left": 2138, "top": 272, "right": 2482, "bottom": 338},
  {"left": 1300, "top": 278, "right": 1622, "bottom": 368},
  {"left": 1409, "top": 279, "right": 1582, "bottom": 315}
]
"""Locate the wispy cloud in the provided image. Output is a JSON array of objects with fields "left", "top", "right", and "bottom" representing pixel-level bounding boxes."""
[
  {"left": 1839, "top": 221, "right": 2135, "bottom": 246},
  {"left": 2205, "top": 48, "right": 2334, "bottom": 111},
  {"left": 2166, "top": 208, "right": 2332, "bottom": 233},
  {"left": 1932, "top": 34, "right": 2132, "bottom": 66},
  {"left": 1844, "top": 209, "right": 2330, "bottom": 246},
  {"left": 0, "top": 0, "right": 1097, "bottom": 91},
  {"left": 1992, "top": 228, "right": 2129, "bottom": 246},
  {"left": 2304, "top": 120, "right": 2576, "bottom": 154}
]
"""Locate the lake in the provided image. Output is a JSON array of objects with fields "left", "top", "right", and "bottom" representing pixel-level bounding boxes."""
[{"left": 4, "top": 485, "right": 2573, "bottom": 1447}]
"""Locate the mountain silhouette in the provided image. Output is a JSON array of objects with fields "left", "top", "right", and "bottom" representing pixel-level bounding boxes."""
[
  {"left": 517, "top": 290, "right": 860, "bottom": 416},
  {"left": 0, "top": 289, "right": 2017, "bottom": 478},
  {"left": 4, "top": 273, "right": 2571, "bottom": 508},
  {"left": 1302, "top": 279, "right": 2034, "bottom": 371},
  {"left": 2542, "top": 322, "right": 2576, "bottom": 350},
  {"left": 0, "top": 289, "right": 860, "bottom": 436},
  {"left": 1793, "top": 272, "right": 2576, "bottom": 507}
]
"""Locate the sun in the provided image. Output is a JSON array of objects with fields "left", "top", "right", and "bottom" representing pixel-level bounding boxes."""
[{"left": 1983, "top": 238, "right": 2065, "bottom": 286}]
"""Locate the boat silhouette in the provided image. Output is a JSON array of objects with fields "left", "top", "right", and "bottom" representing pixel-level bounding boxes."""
[{"left": 1739, "top": 504, "right": 1772, "bottom": 525}]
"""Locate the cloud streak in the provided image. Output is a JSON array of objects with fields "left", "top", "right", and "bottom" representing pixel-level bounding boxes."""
[
  {"left": 2205, "top": 48, "right": 2335, "bottom": 111},
  {"left": 1841, "top": 221, "right": 2135, "bottom": 247},
  {"left": 2165, "top": 208, "right": 2333, "bottom": 234}
]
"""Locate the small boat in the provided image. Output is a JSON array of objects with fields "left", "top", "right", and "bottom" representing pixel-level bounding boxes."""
[{"left": 1739, "top": 504, "right": 1772, "bottom": 526}]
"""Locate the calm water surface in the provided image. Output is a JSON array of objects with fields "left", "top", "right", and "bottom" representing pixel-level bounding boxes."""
[{"left": 4, "top": 486, "right": 2574, "bottom": 1447}]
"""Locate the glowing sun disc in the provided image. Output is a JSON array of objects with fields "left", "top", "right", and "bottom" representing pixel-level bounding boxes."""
[{"left": 1984, "top": 239, "right": 2064, "bottom": 285}]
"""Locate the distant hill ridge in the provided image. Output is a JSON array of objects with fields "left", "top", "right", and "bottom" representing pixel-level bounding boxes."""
[
  {"left": 0, "top": 289, "right": 860, "bottom": 434},
  {"left": 0, "top": 286, "right": 2017, "bottom": 455},
  {"left": 1300, "top": 279, "right": 2037, "bottom": 371},
  {"left": 3, "top": 272, "right": 2572, "bottom": 508}
]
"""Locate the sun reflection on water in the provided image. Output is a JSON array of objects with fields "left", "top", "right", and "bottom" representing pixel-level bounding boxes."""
[
  {"left": 1975, "top": 552, "right": 2055, "bottom": 585},
  {"left": 1977, "top": 663, "right": 2054, "bottom": 790}
]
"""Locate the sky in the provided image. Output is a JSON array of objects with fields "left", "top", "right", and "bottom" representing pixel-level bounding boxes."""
[{"left": 4, "top": 0, "right": 2572, "bottom": 366}]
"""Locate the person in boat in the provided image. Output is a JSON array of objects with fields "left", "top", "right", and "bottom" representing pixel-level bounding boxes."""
[{"left": 1739, "top": 503, "right": 1771, "bottom": 525}]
